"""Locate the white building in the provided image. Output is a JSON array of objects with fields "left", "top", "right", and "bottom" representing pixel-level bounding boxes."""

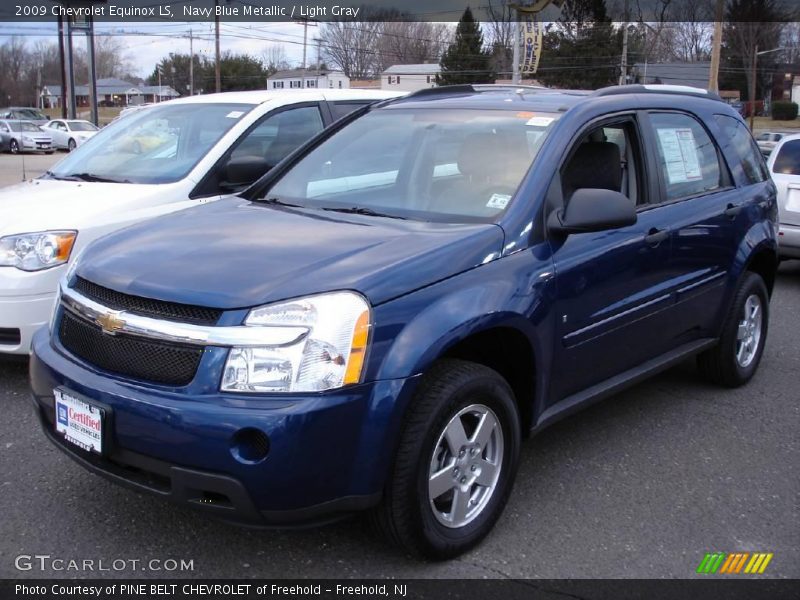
[
  {"left": 381, "top": 64, "right": 440, "bottom": 92},
  {"left": 266, "top": 69, "right": 350, "bottom": 91}
]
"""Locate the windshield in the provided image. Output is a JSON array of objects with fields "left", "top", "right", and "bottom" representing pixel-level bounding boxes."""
[
  {"left": 48, "top": 102, "right": 255, "bottom": 184},
  {"left": 18, "top": 109, "right": 46, "bottom": 120},
  {"left": 68, "top": 121, "right": 98, "bottom": 132},
  {"left": 266, "top": 107, "right": 558, "bottom": 222},
  {"left": 9, "top": 121, "right": 42, "bottom": 132}
]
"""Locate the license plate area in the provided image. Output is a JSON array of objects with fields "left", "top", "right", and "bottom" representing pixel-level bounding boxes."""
[{"left": 54, "top": 387, "right": 105, "bottom": 454}]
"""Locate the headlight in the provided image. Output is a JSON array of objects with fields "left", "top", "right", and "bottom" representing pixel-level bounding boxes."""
[
  {"left": 0, "top": 231, "right": 77, "bottom": 271},
  {"left": 221, "top": 292, "right": 371, "bottom": 393},
  {"left": 22, "top": 135, "right": 32, "bottom": 142}
]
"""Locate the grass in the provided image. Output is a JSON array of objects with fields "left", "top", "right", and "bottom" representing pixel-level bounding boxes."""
[
  {"left": 751, "top": 116, "right": 800, "bottom": 131},
  {"left": 42, "top": 106, "right": 123, "bottom": 126}
]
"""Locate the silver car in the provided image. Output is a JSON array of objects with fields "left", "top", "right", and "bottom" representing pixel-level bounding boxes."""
[
  {"left": 0, "top": 107, "right": 50, "bottom": 127},
  {"left": 0, "top": 120, "right": 54, "bottom": 154},
  {"left": 767, "top": 133, "right": 800, "bottom": 259},
  {"left": 756, "top": 131, "right": 785, "bottom": 156}
]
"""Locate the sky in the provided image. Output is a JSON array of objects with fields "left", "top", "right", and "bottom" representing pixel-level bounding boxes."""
[{"left": 0, "top": 20, "right": 316, "bottom": 78}]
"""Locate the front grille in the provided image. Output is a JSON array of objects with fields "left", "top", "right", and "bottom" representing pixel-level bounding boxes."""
[
  {"left": 74, "top": 277, "right": 222, "bottom": 325},
  {"left": 58, "top": 311, "right": 203, "bottom": 386}
]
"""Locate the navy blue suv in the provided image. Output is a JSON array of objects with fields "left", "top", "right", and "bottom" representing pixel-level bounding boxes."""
[{"left": 30, "top": 85, "right": 778, "bottom": 559}]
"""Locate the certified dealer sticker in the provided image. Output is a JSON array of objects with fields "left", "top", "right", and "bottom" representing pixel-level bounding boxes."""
[{"left": 54, "top": 388, "right": 103, "bottom": 454}]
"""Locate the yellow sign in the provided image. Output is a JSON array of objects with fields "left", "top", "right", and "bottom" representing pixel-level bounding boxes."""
[{"left": 519, "top": 13, "right": 543, "bottom": 75}]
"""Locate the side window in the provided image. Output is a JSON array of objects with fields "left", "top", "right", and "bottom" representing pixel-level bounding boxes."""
[
  {"left": 329, "top": 102, "right": 367, "bottom": 121},
  {"left": 771, "top": 139, "right": 800, "bottom": 175},
  {"left": 230, "top": 105, "right": 324, "bottom": 164},
  {"left": 649, "top": 112, "right": 722, "bottom": 201},
  {"left": 713, "top": 114, "right": 769, "bottom": 184},
  {"left": 560, "top": 120, "right": 642, "bottom": 205}
]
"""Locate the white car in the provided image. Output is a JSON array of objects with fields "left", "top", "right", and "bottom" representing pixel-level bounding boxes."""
[
  {"left": 43, "top": 119, "right": 100, "bottom": 151},
  {"left": 0, "top": 89, "right": 402, "bottom": 355},
  {"left": 766, "top": 133, "right": 800, "bottom": 260},
  {"left": 755, "top": 131, "right": 785, "bottom": 156}
]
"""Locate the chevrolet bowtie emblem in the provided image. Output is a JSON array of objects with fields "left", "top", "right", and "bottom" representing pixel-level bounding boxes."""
[{"left": 95, "top": 312, "right": 125, "bottom": 335}]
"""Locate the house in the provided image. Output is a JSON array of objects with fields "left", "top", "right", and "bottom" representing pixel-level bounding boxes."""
[
  {"left": 39, "top": 78, "right": 179, "bottom": 109},
  {"left": 632, "top": 62, "right": 711, "bottom": 89},
  {"left": 381, "top": 64, "right": 439, "bottom": 92},
  {"left": 266, "top": 69, "right": 350, "bottom": 91}
]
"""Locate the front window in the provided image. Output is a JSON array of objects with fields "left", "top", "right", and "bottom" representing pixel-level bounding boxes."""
[
  {"left": 264, "top": 107, "right": 559, "bottom": 222},
  {"left": 47, "top": 102, "right": 254, "bottom": 184},
  {"left": 67, "top": 121, "right": 98, "bottom": 132},
  {"left": 16, "top": 109, "right": 47, "bottom": 120},
  {"left": 8, "top": 121, "right": 41, "bottom": 132}
]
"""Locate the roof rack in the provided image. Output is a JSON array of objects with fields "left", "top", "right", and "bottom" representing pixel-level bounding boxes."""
[
  {"left": 593, "top": 84, "right": 723, "bottom": 102},
  {"left": 404, "top": 83, "right": 556, "bottom": 101}
]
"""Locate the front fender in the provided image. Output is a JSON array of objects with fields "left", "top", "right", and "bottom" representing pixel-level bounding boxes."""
[{"left": 367, "top": 247, "right": 556, "bottom": 411}]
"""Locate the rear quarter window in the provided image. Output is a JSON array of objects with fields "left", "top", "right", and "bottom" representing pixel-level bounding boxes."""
[
  {"left": 713, "top": 114, "right": 769, "bottom": 184},
  {"left": 771, "top": 139, "right": 800, "bottom": 176}
]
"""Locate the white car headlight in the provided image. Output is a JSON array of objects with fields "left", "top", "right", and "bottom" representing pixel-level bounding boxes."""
[
  {"left": 0, "top": 231, "right": 77, "bottom": 271},
  {"left": 221, "top": 292, "right": 371, "bottom": 393},
  {"left": 22, "top": 135, "right": 32, "bottom": 142}
]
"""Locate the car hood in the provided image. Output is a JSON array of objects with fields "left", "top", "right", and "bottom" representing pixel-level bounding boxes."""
[
  {"left": 0, "top": 178, "right": 188, "bottom": 236},
  {"left": 77, "top": 198, "right": 505, "bottom": 308}
]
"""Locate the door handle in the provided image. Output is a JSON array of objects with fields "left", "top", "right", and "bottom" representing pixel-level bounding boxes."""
[
  {"left": 644, "top": 228, "right": 669, "bottom": 246},
  {"left": 724, "top": 203, "right": 742, "bottom": 218}
]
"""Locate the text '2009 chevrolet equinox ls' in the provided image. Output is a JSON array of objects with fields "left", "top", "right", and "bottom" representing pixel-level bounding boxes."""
[{"left": 30, "top": 84, "right": 779, "bottom": 559}]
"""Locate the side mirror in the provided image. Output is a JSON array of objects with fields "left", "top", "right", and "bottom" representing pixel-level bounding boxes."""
[
  {"left": 220, "top": 155, "right": 272, "bottom": 192},
  {"left": 548, "top": 188, "right": 637, "bottom": 235}
]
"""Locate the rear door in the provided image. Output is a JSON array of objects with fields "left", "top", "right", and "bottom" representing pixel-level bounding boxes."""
[
  {"left": 639, "top": 110, "right": 742, "bottom": 341},
  {"left": 768, "top": 138, "right": 800, "bottom": 229}
]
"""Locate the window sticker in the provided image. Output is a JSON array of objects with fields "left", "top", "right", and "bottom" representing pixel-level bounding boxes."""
[
  {"left": 226, "top": 111, "right": 245, "bottom": 119},
  {"left": 487, "top": 193, "right": 511, "bottom": 209},
  {"left": 656, "top": 127, "right": 702, "bottom": 183}
]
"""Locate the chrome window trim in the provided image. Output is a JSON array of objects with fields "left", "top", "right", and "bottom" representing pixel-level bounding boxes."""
[{"left": 59, "top": 283, "right": 309, "bottom": 348}]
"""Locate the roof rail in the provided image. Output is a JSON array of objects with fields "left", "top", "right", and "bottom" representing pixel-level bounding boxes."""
[
  {"left": 593, "top": 84, "right": 723, "bottom": 102},
  {"left": 472, "top": 84, "right": 549, "bottom": 91},
  {"left": 404, "top": 85, "right": 476, "bottom": 99}
]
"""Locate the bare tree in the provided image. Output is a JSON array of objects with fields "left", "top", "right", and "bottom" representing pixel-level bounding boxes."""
[
  {"left": 375, "top": 22, "right": 452, "bottom": 73},
  {"left": 484, "top": 0, "right": 515, "bottom": 77},
  {"left": 261, "top": 44, "right": 291, "bottom": 75},
  {"left": 320, "top": 18, "right": 383, "bottom": 79}
]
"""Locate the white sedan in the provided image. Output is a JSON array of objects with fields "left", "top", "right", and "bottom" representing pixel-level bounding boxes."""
[
  {"left": 43, "top": 119, "right": 100, "bottom": 151},
  {"left": 767, "top": 133, "right": 800, "bottom": 260},
  {"left": 0, "top": 88, "right": 403, "bottom": 355}
]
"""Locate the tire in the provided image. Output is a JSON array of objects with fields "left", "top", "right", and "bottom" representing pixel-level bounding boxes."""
[
  {"left": 371, "top": 359, "right": 521, "bottom": 559},
  {"left": 68, "top": 139, "right": 76, "bottom": 152},
  {"left": 9, "top": 139, "right": 19, "bottom": 154},
  {"left": 698, "top": 272, "right": 769, "bottom": 387},
  {"left": 45, "top": 151, "right": 54, "bottom": 155}
]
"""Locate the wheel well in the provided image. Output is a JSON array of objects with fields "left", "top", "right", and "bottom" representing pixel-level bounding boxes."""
[
  {"left": 746, "top": 248, "right": 778, "bottom": 296},
  {"left": 439, "top": 327, "right": 536, "bottom": 433}
]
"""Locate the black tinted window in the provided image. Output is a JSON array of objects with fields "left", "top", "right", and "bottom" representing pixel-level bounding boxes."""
[
  {"left": 330, "top": 102, "right": 367, "bottom": 121},
  {"left": 772, "top": 140, "right": 800, "bottom": 175},
  {"left": 713, "top": 114, "right": 768, "bottom": 184}
]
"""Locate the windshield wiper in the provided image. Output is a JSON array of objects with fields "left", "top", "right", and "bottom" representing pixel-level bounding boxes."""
[
  {"left": 63, "top": 172, "right": 131, "bottom": 184},
  {"left": 321, "top": 206, "right": 407, "bottom": 220},
  {"left": 43, "top": 170, "right": 81, "bottom": 181},
  {"left": 254, "top": 197, "right": 303, "bottom": 208}
]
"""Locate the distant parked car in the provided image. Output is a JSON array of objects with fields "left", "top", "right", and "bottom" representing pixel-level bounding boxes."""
[
  {"left": 0, "top": 107, "right": 50, "bottom": 127},
  {"left": 766, "top": 133, "right": 800, "bottom": 259},
  {"left": 756, "top": 131, "right": 785, "bottom": 156},
  {"left": 0, "top": 89, "right": 402, "bottom": 356},
  {"left": 43, "top": 119, "right": 99, "bottom": 151},
  {"left": 0, "top": 119, "right": 53, "bottom": 154}
]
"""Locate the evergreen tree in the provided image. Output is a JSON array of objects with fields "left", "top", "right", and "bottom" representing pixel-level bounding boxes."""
[
  {"left": 437, "top": 7, "right": 493, "bottom": 85},
  {"left": 537, "top": 0, "right": 621, "bottom": 90}
]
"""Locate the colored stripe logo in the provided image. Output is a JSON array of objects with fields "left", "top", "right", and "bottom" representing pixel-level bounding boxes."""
[{"left": 696, "top": 552, "right": 773, "bottom": 574}]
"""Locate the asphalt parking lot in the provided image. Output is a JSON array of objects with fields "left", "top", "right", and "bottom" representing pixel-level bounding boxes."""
[
  {"left": 0, "top": 263, "right": 797, "bottom": 579},
  {"left": 0, "top": 152, "right": 63, "bottom": 187}
]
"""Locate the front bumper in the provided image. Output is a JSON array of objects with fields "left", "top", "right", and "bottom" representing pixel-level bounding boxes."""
[
  {"left": 778, "top": 223, "right": 800, "bottom": 258},
  {"left": 21, "top": 139, "right": 52, "bottom": 152},
  {"left": 0, "top": 291, "right": 56, "bottom": 355},
  {"left": 30, "top": 327, "right": 418, "bottom": 526}
]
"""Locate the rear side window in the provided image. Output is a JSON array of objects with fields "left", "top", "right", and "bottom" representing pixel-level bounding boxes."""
[
  {"left": 329, "top": 102, "right": 368, "bottom": 121},
  {"left": 771, "top": 139, "right": 800, "bottom": 176},
  {"left": 649, "top": 112, "right": 723, "bottom": 202},
  {"left": 713, "top": 114, "right": 768, "bottom": 184}
]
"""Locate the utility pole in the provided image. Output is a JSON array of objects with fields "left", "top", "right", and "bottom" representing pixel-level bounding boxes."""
[
  {"left": 85, "top": 16, "right": 99, "bottom": 126},
  {"left": 315, "top": 37, "right": 321, "bottom": 85},
  {"left": 302, "top": 19, "right": 308, "bottom": 70},
  {"left": 618, "top": 0, "right": 629, "bottom": 85},
  {"left": 512, "top": 15, "right": 520, "bottom": 84},
  {"left": 65, "top": 19, "right": 76, "bottom": 119},
  {"left": 189, "top": 28, "right": 194, "bottom": 96},
  {"left": 215, "top": 0, "right": 221, "bottom": 93},
  {"left": 749, "top": 44, "right": 758, "bottom": 130},
  {"left": 57, "top": 14, "right": 67, "bottom": 118},
  {"left": 708, "top": 0, "right": 724, "bottom": 92},
  {"left": 157, "top": 66, "right": 162, "bottom": 103}
]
